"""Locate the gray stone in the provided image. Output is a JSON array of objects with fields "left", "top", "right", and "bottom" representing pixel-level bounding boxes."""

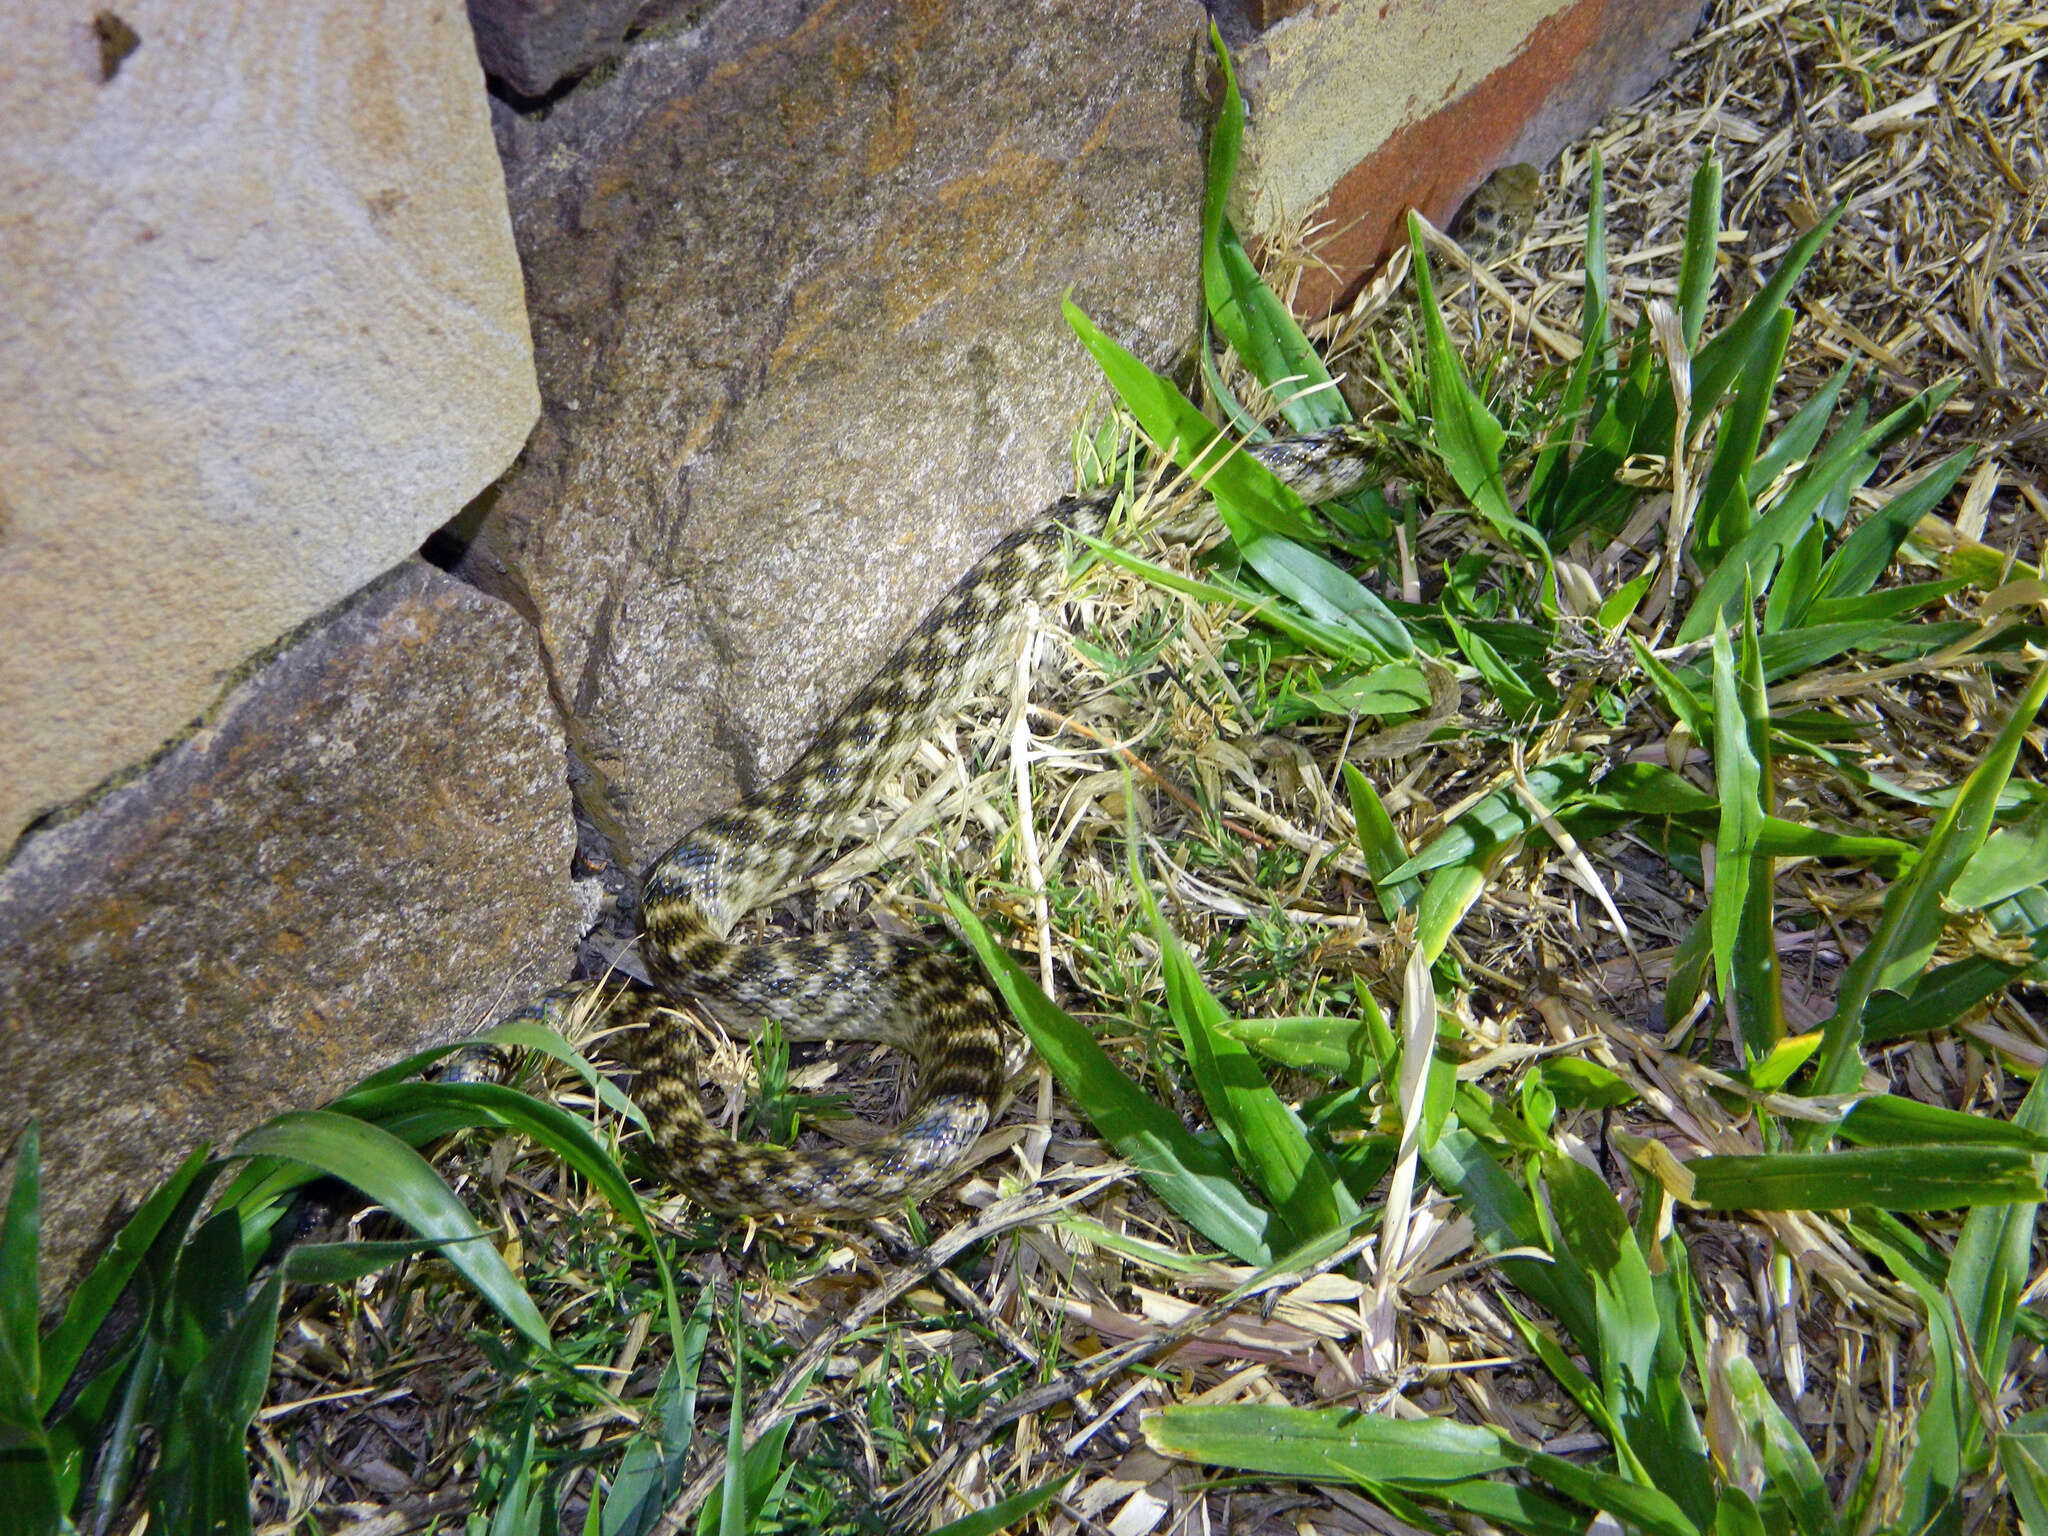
[
  {"left": 467, "top": 0, "right": 689, "bottom": 99},
  {"left": 0, "top": 0, "right": 539, "bottom": 847},
  {"left": 0, "top": 564, "right": 578, "bottom": 1293},
  {"left": 463, "top": 0, "right": 1210, "bottom": 875}
]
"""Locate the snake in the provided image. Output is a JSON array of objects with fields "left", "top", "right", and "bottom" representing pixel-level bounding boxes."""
[{"left": 550, "top": 425, "right": 1382, "bottom": 1220}]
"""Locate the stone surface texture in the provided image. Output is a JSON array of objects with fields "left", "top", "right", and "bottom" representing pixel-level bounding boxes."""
[
  {"left": 0, "top": 563, "right": 578, "bottom": 1292},
  {"left": 469, "top": 0, "right": 1211, "bottom": 875},
  {"left": 0, "top": 0, "right": 541, "bottom": 847},
  {"left": 1231, "top": 0, "right": 1704, "bottom": 313},
  {"left": 467, "top": 0, "right": 687, "bottom": 98}
]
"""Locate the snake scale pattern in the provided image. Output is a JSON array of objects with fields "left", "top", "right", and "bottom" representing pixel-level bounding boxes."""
[{"left": 577, "top": 425, "right": 1380, "bottom": 1219}]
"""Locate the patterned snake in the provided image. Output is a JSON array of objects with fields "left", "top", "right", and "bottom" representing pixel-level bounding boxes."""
[
  {"left": 545, "top": 426, "right": 1384, "bottom": 1219},
  {"left": 540, "top": 161, "right": 1551, "bottom": 1219}
]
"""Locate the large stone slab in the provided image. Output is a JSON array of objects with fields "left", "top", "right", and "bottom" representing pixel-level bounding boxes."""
[
  {"left": 463, "top": 0, "right": 1210, "bottom": 873},
  {"left": 0, "top": 563, "right": 578, "bottom": 1292},
  {"left": 1228, "top": 0, "right": 1704, "bottom": 313},
  {"left": 0, "top": 0, "right": 540, "bottom": 846}
]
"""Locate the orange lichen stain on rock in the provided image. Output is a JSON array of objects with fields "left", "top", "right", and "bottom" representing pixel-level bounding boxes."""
[
  {"left": 864, "top": 76, "right": 918, "bottom": 177},
  {"left": 1285, "top": 0, "right": 1604, "bottom": 316},
  {"left": 766, "top": 147, "right": 1062, "bottom": 375}
]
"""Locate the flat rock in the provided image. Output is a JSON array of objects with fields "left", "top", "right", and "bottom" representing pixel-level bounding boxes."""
[
  {"left": 0, "top": 564, "right": 578, "bottom": 1292},
  {"left": 0, "top": 1, "right": 538, "bottom": 846},
  {"left": 1228, "top": 0, "right": 1704, "bottom": 313},
  {"left": 466, "top": 0, "right": 1209, "bottom": 875}
]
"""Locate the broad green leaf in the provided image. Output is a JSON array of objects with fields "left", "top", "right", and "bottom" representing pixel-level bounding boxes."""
[
  {"left": 1147, "top": 1403, "right": 1695, "bottom": 1536},
  {"left": 1296, "top": 662, "right": 1433, "bottom": 721},
  {"left": 1688, "top": 1147, "right": 2043, "bottom": 1210},
  {"left": 1677, "top": 157, "right": 1723, "bottom": 348},
  {"left": 1200, "top": 35, "right": 1342, "bottom": 431},
  {"left": 1378, "top": 756, "right": 1599, "bottom": 885},
  {"left": 38, "top": 1144, "right": 213, "bottom": 1415},
  {"left": 925, "top": 1474, "right": 1075, "bottom": 1536},
  {"left": 1220, "top": 1014, "right": 1379, "bottom": 1087},
  {"left": 1808, "top": 662, "right": 2048, "bottom": 1106},
  {"left": 1950, "top": 804, "right": 2048, "bottom": 910},
  {"left": 1709, "top": 605, "right": 1782, "bottom": 1061},
  {"left": 1541, "top": 1152, "right": 1662, "bottom": 1474},
  {"left": 1537, "top": 1057, "right": 1637, "bottom": 1110},
  {"left": 603, "top": 1288, "right": 714, "bottom": 1536},
  {"left": 1136, "top": 860, "right": 1360, "bottom": 1241},
  {"left": 2000, "top": 1421, "right": 2048, "bottom": 1535},
  {"left": 1344, "top": 761, "right": 1420, "bottom": 918},
  {"left": 1723, "top": 1353, "right": 1839, "bottom": 1536},
  {"left": 1816, "top": 450, "right": 1971, "bottom": 602},
  {"left": 1065, "top": 299, "right": 1321, "bottom": 547},
  {"left": 1944, "top": 1069, "right": 2047, "bottom": 1460},
  {"left": 334, "top": 1078, "right": 684, "bottom": 1343},
  {"left": 949, "top": 894, "right": 1275, "bottom": 1263},
  {"left": 1863, "top": 955, "right": 2043, "bottom": 1043},
  {"left": 1242, "top": 535, "right": 1414, "bottom": 659},
  {"left": 1748, "top": 362, "right": 1852, "bottom": 493},
  {"left": 1840, "top": 1093, "right": 2048, "bottom": 1153},
  {"left": 1678, "top": 381, "right": 1956, "bottom": 644},
  {"left": 1406, "top": 214, "right": 1549, "bottom": 565},
  {"left": 1080, "top": 534, "right": 1392, "bottom": 669},
  {"left": 0, "top": 1126, "right": 42, "bottom": 1419},
  {"left": 1424, "top": 1130, "right": 1600, "bottom": 1358},
  {"left": 230, "top": 1110, "right": 551, "bottom": 1349},
  {"left": 1695, "top": 306, "right": 1793, "bottom": 561}
]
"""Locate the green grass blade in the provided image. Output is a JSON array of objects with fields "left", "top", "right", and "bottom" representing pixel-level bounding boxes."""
[
  {"left": 1677, "top": 157, "right": 1724, "bottom": 349},
  {"left": 1199, "top": 30, "right": 1344, "bottom": 429},
  {"left": 1529, "top": 149, "right": 1610, "bottom": 530},
  {"left": 1695, "top": 307, "right": 1793, "bottom": 561},
  {"left": 1748, "top": 361, "right": 1852, "bottom": 493},
  {"left": 1944, "top": 1069, "right": 2046, "bottom": 1442},
  {"left": 948, "top": 893, "right": 1276, "bottom": 1263},
  {"left": 1539, "top": 1152, "right": 1669, "bottom": 1484},
  {"left": 39, "top": 1145, "right": 214, "bottom": 1415},
  {"left": 1688, "top": 1147, "right": 2043, "bottom": 1210},
  {"left": 1721, "top": 1352, "right": 1839, "bottom": 1536},
  {"left": 1678, "top": 380, "right": 1957, "bottom": 643},
  {"left": 602, "top": 1289, "right": 714, "bottom": 1536},
  {"left": 1064, "top": 298, "right": 1321, "bottom": 546},
  {"left": 0, "top": 1129, "right": 60, "bottom": 1536},
  {"left": 1808, "top": 662, "right": 2048, "bottom": 1107},
  {"left": 338, "top": 1079, "right": 685, "bottom": 1347},
  {"left": 1999, "top": 1421, "right": 2048, "bottom": 1534},
  {"left": 1343, "top": 762, "right": 1420, "bottom": 918},
  {"left": 1714, "top": 605, "right": 1786, "bottom": 1060},
  {"left": 1815, "top": 450, "right": 1971, "bottom": 603},
  {"left": 1840, "top": 1093, "right": 2048, "bottom": 1153},
  {"left": 1863, "top": 956, "right": 2042, "bottom": 1044},
  {"left": 1377, "top": 756, "right": 1599, "bottom": 885},
  {"left": 1405, "top": 216, "right": 1547, "bottom": 565},
  {"left": 924, "top": 1473, "right": 1074, "bottom": 1536},
  {"left": 156, "top": 1272, "right": 283, "bottom": 1536},
  {"left": 1135, "top": 859, "right": 1360, "bottom": 1241},
  {"left": 1, "top": 1126, "right": 42, "bottom": 1415},
  {"left": 1424, "top": 1130, "right": 1601, "bottom": 1358},
  {"left": 1686, "top": 201, "right": 1846, "bottom": 435},
  {"left": 230, "top": 1110, "right": 551, "bottom": 1350},
  {"left": 1219, "top": 1014, "right": 1379, "bottom": 1087},
  {"left": 1146, "top": 1403, "right": 1697, "bottom": 1536}
]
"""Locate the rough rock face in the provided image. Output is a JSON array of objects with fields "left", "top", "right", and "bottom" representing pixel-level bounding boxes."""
[
  {"left": 467, "top": 0, "right": 686, "bottom": 98},
  {"left": 467, "top": 0, "right": 1210, "bottom": 876},
  {"left": 0, "top": 564, "right": 578, "bottom": 1292},
  {"left": 0, "top": 0, "right": 539, "bottom": 847}
]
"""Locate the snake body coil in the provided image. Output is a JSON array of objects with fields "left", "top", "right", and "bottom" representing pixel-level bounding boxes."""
[{"left": 609, "top": 426, "right": 1375, "bottom": 1217}]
